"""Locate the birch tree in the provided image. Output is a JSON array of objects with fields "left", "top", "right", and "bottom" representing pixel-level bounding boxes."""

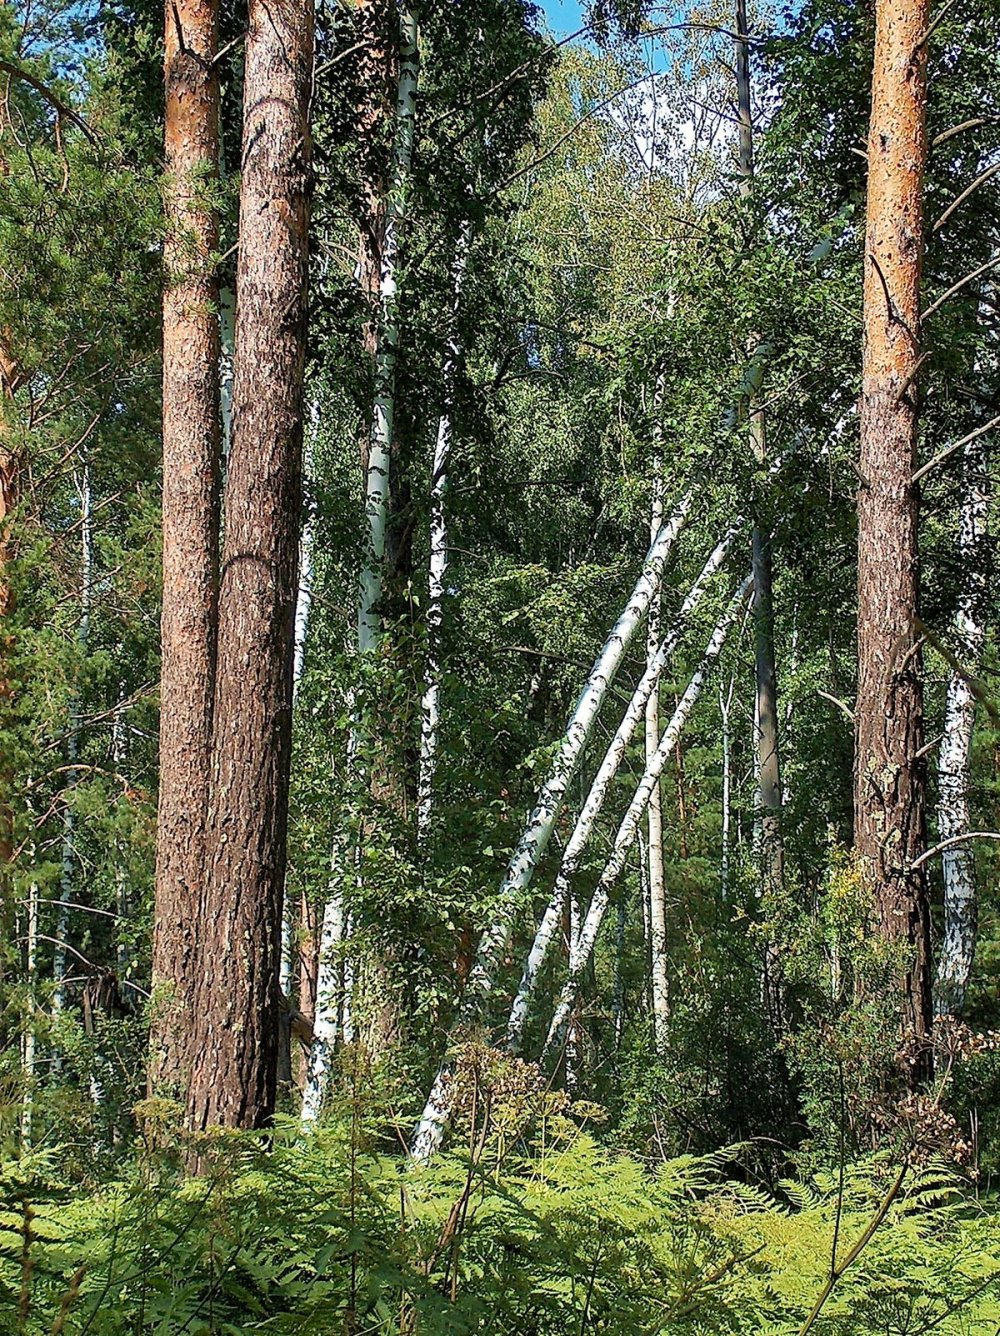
[
  {"left": 542, "top": 575, "right": 753, "bottom": 1061},
  {"left": 735, "top": 0, "right": 783, "bottom": 920},
  {"left": 413, "top": 491, "right": 692, "bottom": 1158},
  {"left": 506, "top": 528, "right": 736, "bottom": 1053},
  {"left": 417, "top": 224, "right": 471, "bottom": 840},
  {"left": 934, "top": 430, "right": 990, "bottom": 1016},
  {"left": 358, "top": 5, "right": 419, "bottom": 658},
  {"left": 854, "top": 0, "right": 933, "bottom": 1059}
]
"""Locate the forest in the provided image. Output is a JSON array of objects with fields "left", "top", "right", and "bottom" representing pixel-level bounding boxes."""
[{"left": 1, "top": 0, "right": 1000, "bottom": 1328}]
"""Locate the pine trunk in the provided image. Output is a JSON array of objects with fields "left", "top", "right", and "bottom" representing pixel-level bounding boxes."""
[
  {"left": 186, "top": 0, "right": 313, "bottom": 1130},
  {"left": 855, "top": 0, "right": 932, "bottom": 1058},
  {"left": 151, "top": 0, "right": 221, "bottom": 1098}
]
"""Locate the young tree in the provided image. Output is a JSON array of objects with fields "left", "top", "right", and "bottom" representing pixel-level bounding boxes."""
[
  {"left": 854, "top": 0, "right": 932, "bottom": 1054},
  {"left": 186, "top": 0, "right": 313, "bottom": 1130},
  {"left": 149, "top": 0, "right": 221, "bottom": 1097}
]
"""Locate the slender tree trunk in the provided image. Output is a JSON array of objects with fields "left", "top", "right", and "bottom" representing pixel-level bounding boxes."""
[
  {"left": 20, "top": 866, "right": 38, "bottom": 1149},
  {"left": 0, "top": 342, "right": 22, "bottom": 867},
  {"left": 854, "top": 0, "right": 932, "bottom": 1059},
  {"left": 645, "top": 441, "right": 669, "bottom": 1056},
  {"left": 506, "top": 529, "right": 735, "bottom": 1053},
  {"left": 934, "top": 432, "right": 989, "bottom": 1016},
  {"left": 150, "top": 0, "right": 221, "bottom": 1098},
  {"left": 736, "top": 0, "right": 784, "bottom": 917},
  {"left": 417, "top": 224, "right": 470, "bottom": 840},
  {"left": 53, "top": 463, "right": 93, "bottom": 1022},
  {"left": 186, "top": 0, "right": 313, "bottom": 1131},
  {"left": 358, "top": 5, "right": 419, "bottom": 657},
  {"left": 720, "top": 676, "right": 734, "bottom": 897},
  {"left": 543, "top": 577, "right": 754, "bottom": 1060}
]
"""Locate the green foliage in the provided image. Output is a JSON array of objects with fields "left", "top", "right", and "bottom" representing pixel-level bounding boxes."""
[{"left": 3, "top": 1104, "right": 1000, "bottom": 1335}]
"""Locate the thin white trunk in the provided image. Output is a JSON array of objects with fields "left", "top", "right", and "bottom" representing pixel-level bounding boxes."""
[
  {"left": 301, "top": 884, "right": 348, "bottom": 1124},
  {"left": 358, "top": 7, "right": 419, "bottom": 655},
  {"left": 505, "top": 528, "right": 735, "bottom": 1052},
  {"left": 565, "top": 892, "right": 581, "bottom": 1092},
  {"left": 934, "top": 430, "right": 989, "bottom": 1016},
  {"left": 413, "top": 493, "right": 693, "bottom": 1158},
  {"left": 417, "top": 225, "right": 470, "bottom": 840},
  {"left": 54, "top": 462, "right": 92, "bottom": 1020},
  {"left": 21, "top": 869, "right": 38, "bottom": 1149},
  {"left": 542, "top": 575, "right": 753, "bottom": 1060},
  {"left": 280, "top": 428, "right": 317, "bottom": 1004},
  {"left": 111, "top": 683, "right": 130, "bottom": 978},
  {"left": 645, "top": 443, "right": 669, "bottom": 1056},
  {"left": 720, "top": 675, "right": 735, "bottom": 897},
  {"left": 612, "top": 893, "right": 627, "bottom": 1050},
  {"left": 220, "top": 284, "right": 235, "bottom": 465}
]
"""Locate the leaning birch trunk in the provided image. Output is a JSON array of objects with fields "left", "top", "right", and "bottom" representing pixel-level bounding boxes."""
[
  {"left": 412, "top": 492, "right": 693, "bottom": 1158},
  {"left": 417, "top": 224, "right": 471, "bottom": 840},
  {"left": 53, "top": 462, "right": 92, "bottom": 1023},
  {"left": 542, "top": 576, "right": 753, "bottom": 1061},
  {"left": 934, "top": 430, "right": 989, "bottom": 1016},
  {"left": 645, "top": 434, "right": 669, "bottom": 1056},
  {"left": 506, "top": 527, "right": 736, "bottom": 1053},
  {"left": 357, "top": 6, "right": 419, "bottom": 656}
]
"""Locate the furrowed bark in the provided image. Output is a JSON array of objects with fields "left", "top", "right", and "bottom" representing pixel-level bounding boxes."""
[
  {"left": 150, "top": 0, "right": 221, "bottom": 1099},
  {"left": 854, "top": 0, "right": 933, "bottom": 1061},
  {"left": 934, "top": 429, "right": 989, "bottom": 1016},
  {"left": 506, "top": 527, "right": 735, "bottom": 1054},
  {"left": 185, "top": 0, "right": 313, "bottom": 1131},
  {"left": 412, "top": 492, "right": 693, "bottom": 1158},
  {"left": 543, "top": 576, "right": 753, "bottom": 1062}
]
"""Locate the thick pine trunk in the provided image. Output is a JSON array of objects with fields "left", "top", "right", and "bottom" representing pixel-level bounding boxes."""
[
  {"left": 150, "top": 0, "right": 221, "bottom": 1098},
  {"left": 186, "top": 0, "right": 313, "bottom": 1131},
  {"left": 855, "top": 0, "right": 932, "bottom": 1059}
]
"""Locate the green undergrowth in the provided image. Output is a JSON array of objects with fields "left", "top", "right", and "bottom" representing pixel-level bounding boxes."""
[{"left": 2, "top": 1103, "right": 1000, "bottom": 1335}]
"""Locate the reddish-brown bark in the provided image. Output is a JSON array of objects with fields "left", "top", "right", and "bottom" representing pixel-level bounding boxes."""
[
  {"left": 0, "top": 344, "right": 18, "bottom": 864},
  {"left": 855, "top": 0, "right": 933, "bottom": 1055},
  {"left": 185, "top": 0, "right": 313, "bottom": 1130},
  {"left": 149, "top": 0, "right": 222, "bottom": 1098}
]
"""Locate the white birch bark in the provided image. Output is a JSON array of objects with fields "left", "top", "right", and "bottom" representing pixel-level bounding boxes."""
[
  {"left": 934, "top": 430, "right": 989, "bottom": 1016},
  {"left": 220, "top": 284, "right": 235, "bottom": 465},
  {"left": 505, "top": 528, "right": 735, "bottom": 1052},
  {"left": 417, "top": 224, "right": 470, "bottom": 840},
  {"left": 358, "top": 6, "right": 419, "bottom": 655},
  {"left": 280, "top": 426, "right": 317, "bottom": 1004},
  {"left": 21, "top": 868, "right": 38, "bottom": 1149},
  {"left": 645, "top": 444, "right": 669, "bottom": 1056},
  {"left": 300, "top": 884, "right": 348, "bottom": 1124},
  {"left": 54, "top": 462, "right": 92, "bottom": 1021},
  {"left": 542, "top": 575, "right": 753, "bottom": 1060},
  {"left": 412, "top": 491, "right": 693, "bottom": 1159},
  {"left": 719, "top": 675, "right": 735, "bottom": 897}
]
